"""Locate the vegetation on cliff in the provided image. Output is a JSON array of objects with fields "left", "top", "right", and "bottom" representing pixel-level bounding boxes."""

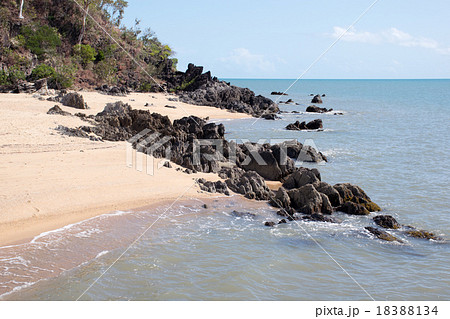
[{"left": 0, "top": 0, "right": 177, "bottom": 90}]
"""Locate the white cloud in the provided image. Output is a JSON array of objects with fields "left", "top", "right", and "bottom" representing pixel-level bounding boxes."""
[
  {"left": 331, "top": 26, "right": 450, "bottom": 55},
  {"left": 219, "top": 48, "right": 275, "bottom": 72}
]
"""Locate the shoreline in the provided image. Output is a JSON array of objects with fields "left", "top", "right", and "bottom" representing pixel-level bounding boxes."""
[{"left": 0, "top": 91, "right": 250, "bottom": 247}]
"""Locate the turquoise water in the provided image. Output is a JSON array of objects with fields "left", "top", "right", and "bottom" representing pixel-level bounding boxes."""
[{"left": 1, "top": 80, "right": 449, "bottom": 300}]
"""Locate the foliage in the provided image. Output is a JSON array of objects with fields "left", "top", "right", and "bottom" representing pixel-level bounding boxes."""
[
  {"left": 6, "top": 66, "right": 26, "bottom": 85},
  {"left": 29, "top": 64, "right": 56, "bottom": 81},
  {"left": 73, "top": 44, "right": 97, "bottom": 68},
  {"left": 0, "top": 70, "right": 8, "bottom": 85},
  {"left": 48, "top": 64, "right": 77, "bottom": 89},
  {"left": 139, "top": 82, "right": 153, "bottom": 92},
  {"left": 93, "top": 59, "right": 117, "bottom": 84},
  {"left": 21, "top": 24, "right": 61, "bottom": 59}
]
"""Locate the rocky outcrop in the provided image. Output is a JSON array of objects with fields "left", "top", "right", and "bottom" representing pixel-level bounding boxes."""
[
  {"left": 311, "top": 94, "right": 323, "bottom": 104},
  {"left": 61, "top": 92, "right": 88, "bottom": 109},
  {"left": 262, "top": 113, "right": 280, "bottom": 120},
  {"left": 334, "top": 183, "right": 381, "bottom": 213},
  {"left": 277, "top": 140, "right": 327, "bottom": 163},
  {"left": 306, "top": 105, "right": 332, "bottom": 113},
  {"left": 288, "top": 184, "right": 333, "bottom": 215},
  {"left": 282, "top": 168, "right": 321, "bottom": 189},
  {"left": 172, "top": 64, "right": 279, "bottom": 117},
  {"left": 286, "top": 119, "right": 323, "bottom": 130}
]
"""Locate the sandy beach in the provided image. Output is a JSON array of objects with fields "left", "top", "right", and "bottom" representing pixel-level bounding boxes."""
[{"left": 0, "top": 91, "right": 250, "bottom": 246}]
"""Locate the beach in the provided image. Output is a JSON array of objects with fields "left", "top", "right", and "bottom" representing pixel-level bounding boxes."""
[{"left": 0, "top": 91, "right": 250, "bottom": 246}]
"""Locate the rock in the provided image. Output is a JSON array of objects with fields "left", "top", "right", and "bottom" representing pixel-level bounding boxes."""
[
  {"left": 262, "top": 113, "right": 279, "bottom": 120},
  {"left": 282, "top": 168, "right": 321, "bottom": 189},
  {"left": 275, "top": 140, "right": 327, "bottom": 163},
  {"left": 287, "top": 184, "right": 333, "bottom": 215},
  {"left": 47, "top": 105, "right": 71, "bottom": 116},
  {"left": 405, "top": 229, "right": 440, "bottom": 240},
  {"left": 168, "top": 97, "right": 179, "bottom": 102},
  {"left": 313, "top": 181, "right": 342, "bottom": 207},
  {"left": 338, "top": 201, "right": 369, "bottom": 215},
  {"left": 162, "top": 161, "right": 172, "bottom": 168},
  {"left": 365, "top": 227, "right": 402, "bottom": 242},
  {"left": 306, "top": 105, "right": 332, "bottom": 113},
  {"left": 278, "top": 219, "right": 287, "bottom": 224},
  {"left": 171, "top": 64, "right": 278, "bottom": 117},
  {"left": 271, "top": 91, "right": 287, "bottom": 95},
  {"left": 96, "top": 84, "right": 128, "bottom": 96},
  {"left": 241, "top": 150, "right": 283, "bottom": 181},
  {"left": 286, "top": 99, "right": 294, "bottom": 104},
  {"left": 271, "top": 187, "right": 291, "bottom": 209},
  {"left": 373, "top": 215, "right": 400, "bottom": 229},
  {"left": 61, "top": 92, "right": 88, "bottom": 109},
  {"left": 302, "top": 213, "right": 336, "bottom": 223},
  {"left": 285, "top": 119, "right": 323, "bottom": 130},
  {"left": 322, "top": 94, "right": 326, "bottom": 97},
  {"left": 264, "top": 221, "right": 276, "bottom": 227},
  {"left": 333, "top": 183, "right": 381, "bottom": 212},
  {"left": 220, "top": 167, "right": 273, "bottom": 201},
  {"left": 197, "top": 179, "right": 230, "bottom": 195},
  {"left": 165, "top": 105, "right": 176, "bottom": 109},
  {"left": 202, "top": 204, "right": 208, "bottom": 209},
  {"left": 311, "top": 95, "right": 323, "bottom": 104}
]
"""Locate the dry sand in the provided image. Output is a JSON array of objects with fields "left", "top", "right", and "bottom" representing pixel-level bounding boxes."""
[{"left": 0, "top": 91, "right": 250, "bottom": 246}]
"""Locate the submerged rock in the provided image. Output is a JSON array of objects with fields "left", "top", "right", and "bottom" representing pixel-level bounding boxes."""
[
  {"left": 405, "top": 229, "right": 440, "bottom": 240},
  {"left": 365, "top": 226, "right": 402, "bottom": 242}
]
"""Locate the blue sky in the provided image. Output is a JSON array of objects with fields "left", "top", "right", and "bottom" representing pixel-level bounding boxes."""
[{"left": 123, "top": 0, "right": 450, "bottom": 79}]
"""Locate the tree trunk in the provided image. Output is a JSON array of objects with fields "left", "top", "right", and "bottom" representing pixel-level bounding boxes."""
[
  {"left": 19, "top": 0, "right": 25, "bottom": 19},
  {"left": 78, "top": 5, "right": 89, "bottom": 45}
]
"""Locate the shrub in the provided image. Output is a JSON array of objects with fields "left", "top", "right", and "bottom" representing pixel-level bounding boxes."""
[
  {"left": 0, "top": 70, "right": 8, "bottom": 85},
  {"left": 48, "top": 64, "right": 77, "bottom": 90},
  {"left": 21, "top": 24, "right": 61, "bottom": 59},
  {"left": 93, "top": 59, "right": 117, "bottom": 84},
  {"left": 7, "top": 66, "right": 26, "bottom": 84},
  {"left": 139, "top": 82, "right": 153, "bottom": 92},
  {"left": 73, "top": 44, "right": 97, "bottom": 68},
  {"left": 29, "top": 64, "right": 56, "bottom": 81}
]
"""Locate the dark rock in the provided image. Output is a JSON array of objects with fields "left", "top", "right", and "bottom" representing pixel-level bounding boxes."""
[
  {"left": 338, "top": 201, "right": 369, "bottom": 215},
  {"left": 314, "top": 181, "right": 342, "bottom": 207},
  {"left": 165, "top": 105, "right": 176, "bottom": 109},
  {"left": 275, "top": 140, "right": 327, "bottom": 163},
  {"left": 286, "top": 99, "right": 294, "bottom": 104},
  {"left": 47, "top": 105, "right": 71, "bottom": 116},
  {"left": 197, "top": 179, "right": 230, "bottom": 195},
  {"left": 170, "top": 64, "right": 278, "bottom": 117},
  {"left": 322, "top": 94, "right": 326, "bottom": 97},
  {"left": 302, "top": 213, "right": 336, "bottom": 223},
  {"left": 287, "top": 184, "right": 333, "bottom": 215},
  {"left": 96, "top": 85, "right": 128, "bottom": 96},
  {"left": 162, "top": 161, "right": 172, "bottom": 168},
  {"left": 285, "top": 119, "right": 323, "bottom": 130},
  {"left": 373, "top": 215, "right": 400, "bottom": 229},
  {"left": 306, "top": 105, "right": 332, "bottom": 113},
  {"left": 311, "top": 95, "right": 323, "bottom": 104},
  {"left": 282, "top": 168, "right": 321, "bottom": 189},
  {"left": 262, "top": 113, "right": 279, "bottom": 120},
  {"left": 61, "top": 92, "right": 88, "bottom": 109},
  {"left": 202, "top": 204, "right": 208, "bottom": 209},
  {"left": 219, "top": 167, "right": 273, "bottom": 201},
  {"left": 271, "top": 91, "right": 287, "bottom": 95},
  {"left": 278, "top": 219, "right": 287, "bottom": 224},
  {"left": 334, "top": 183, "right": 381, "bottom": 212},
  {"left": 365, "top": 227, "right": 402, "bottom": 242},
  {"left": 405, "top": 229, "right": 440, "bottom": 240},
  {"left": 264, "top": 221, "right": 276, "bottom": 227}
]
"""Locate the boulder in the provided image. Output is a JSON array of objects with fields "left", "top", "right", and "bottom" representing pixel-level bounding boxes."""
[
  {"left": 338, "top": 201, "right": 369, "bottom": 215},
  {"left": 313, "top": 181, "right": 342, "bottom": 207},
  {"left": 241, "top": 150, "right": 283, "bottom": 181},
  {"left": 219, "top": 167, "right": 273, "bottom": 201},
  {"left": 262, "top": 113, "right": 279, "bottom": 120},
  {"left": 287, "top": 184, "right": 333, "bottom": 215},
  {"left": 282, "top": 168, "right": 321, "bottom": 189},
  {"left": 311, "top": 94, "right": 323, "bottom": 104},
  {"left": 373, "top": 215, "right": 400, "bottom": 229},
  {"left": 61, "top": 92, "right": 88, "bottom": 109},
  {"left": 306, "top": 105, "right": 332, "bottom": 113},
  {"left": 334, "top": 183, "right": 381, "bottom": 212}
]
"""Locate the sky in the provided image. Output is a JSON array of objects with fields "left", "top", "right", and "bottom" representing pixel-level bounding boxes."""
[{"left": 122, "top": 0, "right": 450, "bottom": 79}]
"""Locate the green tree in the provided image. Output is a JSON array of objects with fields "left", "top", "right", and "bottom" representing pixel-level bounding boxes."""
[{"left": 73, "top": 44, "right": 97, "bottom": 67}]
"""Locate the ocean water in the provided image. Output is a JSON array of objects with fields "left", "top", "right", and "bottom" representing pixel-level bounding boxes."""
[{"left": 1, "top": 79, "right": 449, "bottom": 300}]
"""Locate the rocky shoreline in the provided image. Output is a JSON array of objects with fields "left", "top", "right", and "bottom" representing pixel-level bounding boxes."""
[{"left": 45, "top": 86, "right": 442, "bottom": 244}]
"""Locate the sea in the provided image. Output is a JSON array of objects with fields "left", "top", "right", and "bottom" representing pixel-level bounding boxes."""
[{"left": 1, "top": 79, "right": 449, "bottom": 300}]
